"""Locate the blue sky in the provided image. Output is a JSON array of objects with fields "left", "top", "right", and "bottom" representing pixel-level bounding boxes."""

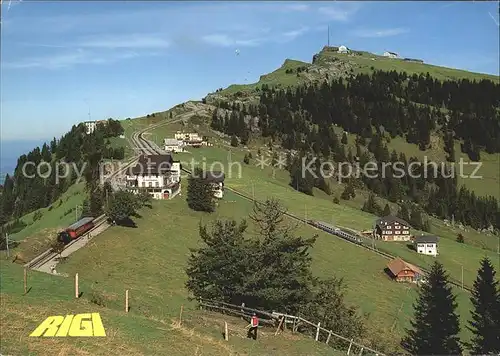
[{"left": 1, "top": 1, "right": 499, "bottom": 141}]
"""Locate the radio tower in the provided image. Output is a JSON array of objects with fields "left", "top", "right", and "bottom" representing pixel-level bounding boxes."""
[{"left": 327, "top": 25, "right": 330, "bottom": 47}]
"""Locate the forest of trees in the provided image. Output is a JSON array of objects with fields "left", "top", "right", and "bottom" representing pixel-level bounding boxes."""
[
  {"left": 0, "top": 119, "right": 124, "bottom": 233},
  {"left": 211, "top": 71, "right": 500, "bottom": 231}
]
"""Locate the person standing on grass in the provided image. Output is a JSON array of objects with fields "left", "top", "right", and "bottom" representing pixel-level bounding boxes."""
[{"left": 246, "top": 313, "right": 259, "bottom": 340}]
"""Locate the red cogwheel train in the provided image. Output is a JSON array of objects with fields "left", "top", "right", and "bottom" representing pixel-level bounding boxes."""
[{"left": 57, "top": 217, "right": 95, "bottom": 244}]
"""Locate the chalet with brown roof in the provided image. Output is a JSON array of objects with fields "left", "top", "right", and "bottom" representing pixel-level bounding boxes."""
[
  {"left": 386, "top": 258, "right": 424, "bottom": 283},
  {"left": 374, "top": 215, "right": 411, "bottom": 241}
]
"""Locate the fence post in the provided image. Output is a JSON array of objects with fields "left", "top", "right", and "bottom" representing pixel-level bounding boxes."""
[
  {"left": 347, "top": 339, "right": 354, "bottom": 355},
  {"left": 125, "top": 289, "right": 129, "bottom": 312},
  {"left": 292, "top": 317, "right": 296, "bottom": 333},
  {"left": 240, "top": 302, "right": 245, "bottom": 320},
  {"left": 179, "top": 305, "right": 184, "bottom": 326},
  {"left": 358, "top": 347, "right": 364, "bottom": 355},
  {"left": 315, "top": 322, "right": 320, "bottom": 341},
  {"left": 326, "top": 330, "right": 332, "bottom": 344},
  {"left": 275, "top": 316, "right": 285, "bottom": 336},
  {"left": 199, "top": 296, "right": 202, "bottom": 310},
  {"left": 224, "top": 322, "right": 228, "bottom": 341},
  {"left": 23, "top": 268, "right": 27, "bottom": 294},
  {"left": 75, "top": 273, "right": 79, "bottom": 298}
]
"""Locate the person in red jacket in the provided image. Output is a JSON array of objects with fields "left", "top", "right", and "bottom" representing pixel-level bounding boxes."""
[{"left": 246, "top": 313, "right": 259, "bottom": 340}]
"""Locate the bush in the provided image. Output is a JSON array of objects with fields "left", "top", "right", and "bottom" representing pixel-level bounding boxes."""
[
  {"left": 90, "top": 290, "right": 106, "bottom": 307},
  {"left": 48, "top": 205, "right": 53, "bottom": 211},
  {"left": 333, "top": 197, "right": 340, "bottom": 204},
  {"left": 456, "top": 233, "right": 465, "bottom": 243},
  {"left": 33, "top": 210, "right": 43, "bottom": 222}
]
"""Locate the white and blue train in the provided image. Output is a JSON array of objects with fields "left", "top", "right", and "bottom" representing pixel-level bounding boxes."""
[{"left": 308, "top": 220, "right": 364, "bottom": 245}]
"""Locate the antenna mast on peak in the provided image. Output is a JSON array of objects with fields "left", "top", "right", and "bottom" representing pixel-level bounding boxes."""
[{"left": 327, "top": 25, "right": 330, "bottom": 46}]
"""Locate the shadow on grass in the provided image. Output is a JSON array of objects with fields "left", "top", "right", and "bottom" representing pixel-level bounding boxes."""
[
  {"left": 406, "top": 243, "right": 416, "bottom": 251},
  {"left": 115, "top": 217, "right": 138, "bottom": 228},
  {"left": 383, "top": 267, "right": 395, "bottom": 280}
]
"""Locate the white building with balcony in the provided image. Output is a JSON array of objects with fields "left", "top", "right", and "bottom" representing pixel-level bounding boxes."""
[{"left": 125, "top": 154, "right": 181, "bottom": 200}]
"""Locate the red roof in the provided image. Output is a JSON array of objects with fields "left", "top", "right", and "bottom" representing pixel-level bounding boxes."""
[{"left": 387, "top": 258, "right": 423, "bottom": 276}]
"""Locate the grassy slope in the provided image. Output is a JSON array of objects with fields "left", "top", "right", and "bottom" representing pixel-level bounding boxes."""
[
  {"left": 173, "top": 140, "right": 498, "bottom": 290},
  {"left": 318, "top": 50, "right": 499, "bottom": 82},
  {"left": 6, "top": 183, "right": 87, "bottom": 264},
  {"left": 0, "top": 192, "right": 347, "bottom": 356},
  {"left": 1, "top": 260, "right": 339, "bottom": 356},
  {"left": 205, "top": 48, "right": 500, "bottom": 200},
  {"left": 10, "top": 183, "right": 87, "bottom": 242},
  {"left": 48, "top": 188, "right": 475, "bottom": 347},
  {"left": 218, "top": 49, "right": 498, "bottom": 96}
]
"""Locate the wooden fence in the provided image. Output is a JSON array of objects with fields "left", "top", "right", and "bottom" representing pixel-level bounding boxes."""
[{"left": 197, "top": 297, "right": 385, "bottom": 356}]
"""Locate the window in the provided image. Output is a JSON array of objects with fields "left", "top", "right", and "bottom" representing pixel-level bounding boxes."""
[
  {"left": 149, "top": 182, "right": 152, "bottom": 187},
  {"left": 395, "top": 231, "right": 401, "bottom": 234},
  {"left": 387, "top": 225, "right": 392, "bottom": 229},
  {"left": 395, "top": 225, "right": 400, "bottom": 229}
]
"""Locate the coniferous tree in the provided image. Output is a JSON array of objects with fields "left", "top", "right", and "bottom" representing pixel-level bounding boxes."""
[
  {"left": 397, "top": 204, "right": 411, "bottom": 222},
  {"left": 402, "top": 261, "right": 462, "bottom": 355},
  {"left": 383, "top": 203, "right": 391, "bottom": 216},
  {"left": 341, "top": 132, "right": 348, "bottom": 145},
  {"left": 186, "top": 168, "right": 215, "bottom": 212},
  {"left": 467, "top": 257, "right": 500, "bottom": 354}
]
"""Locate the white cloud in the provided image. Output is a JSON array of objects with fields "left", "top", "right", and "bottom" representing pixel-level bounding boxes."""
[
  {"left": 201, "top": 34, "right": 262, "bottom": 47},
  {"left": 1, "top": 49, "right": 153, "bottom": 69},
  {"left": 78, "top": 34, "right": 170, "bottom": 49},
  {"left": 282, "top": 26, "right": 309, "bottom": 41},
  {"left": 318, "top": 3, "right": 361, "bottom": 22},
  {"left": 286, "top": 4, "right": 309, "bottom": 12},
  {"left": 353, "top": 28, "right": 409, "bottom": 38}
]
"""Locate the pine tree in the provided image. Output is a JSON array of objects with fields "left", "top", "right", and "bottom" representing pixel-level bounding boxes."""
[
  {"left": 383, "top": 203, "right": 391, "bottom": 216},
  {"left": 187, "top": 168, "right": 215, "bottom": 212},
  {"left": 397, "top": 204, "right": 411, "bottom": 223},
  {"left": 467, "top": 257, "right": 500, "bottom": 354},
  {"left": 341, "top": 132, "right": 348, "bottom": 145},
  {"left": 402, "top": 261, "right": 462, "bottom": 355}
]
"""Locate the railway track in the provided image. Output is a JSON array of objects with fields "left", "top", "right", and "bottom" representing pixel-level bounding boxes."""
[
  {"left": 25, "top": 112, "right": 193, "bottom": 272},
  {"left": 130, "top": 111, "right": 473, "bottom": 293},
  {"left": 26, "top": 214, "right": 109, "bottom": 270}
]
